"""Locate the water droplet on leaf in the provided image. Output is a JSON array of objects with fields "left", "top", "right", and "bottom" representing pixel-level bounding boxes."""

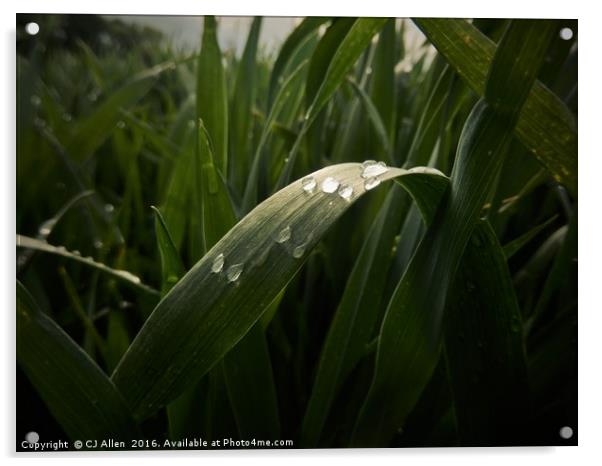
[
  {"left": 276, "top": 226, "right": 292, "bottom": 243},
  {"left": 302, "top": 176, "right": 317, "bottom": 193},
  {"left": 226, "top": 263, "right": 243, "bottom": 282},
  {"left": 293, "top": 245, "right": 306, "bottom": 258},
  {"left": 337, "top": 184, "right": 353, "bottom": 200},
  {"left": 211, "top": 253, "right": 224, "bottom": 273},
  {"left": 321, "top": 177, "right": 340, "bottom": 193},
  {"left": 364, "top": 177, "right": 381, "bottom": 190},
  {"left": 361, "top": 161, "right": 388, "bottom": 178}
]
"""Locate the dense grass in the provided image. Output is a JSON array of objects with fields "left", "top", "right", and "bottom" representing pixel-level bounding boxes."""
[{"left": 16, "top": 15, "right": 577, "bottom": 449}]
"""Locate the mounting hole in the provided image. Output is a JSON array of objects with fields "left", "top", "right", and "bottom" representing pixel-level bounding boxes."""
[
  {"left": 25, "top": 431, "right": 39, "bottom": 444},
  {"left": 559, "top": 27, "right": 573, "bottom": 41},
  {"left": 559, "top": 426, "right": 573, "bottom": 439},
  {"left": 25, "top": 22, "right": 40, "bottom": 36}
]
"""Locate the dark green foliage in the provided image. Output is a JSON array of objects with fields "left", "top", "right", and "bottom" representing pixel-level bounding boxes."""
[{"left": 16, "top": 15, "right": 577, "bottom": 449}]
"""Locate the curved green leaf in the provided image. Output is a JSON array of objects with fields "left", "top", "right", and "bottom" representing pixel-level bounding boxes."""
[
  {"left": 352, "top": 20, "right": 555, "bottom": 446},
  {"left": 197, "top": 16, "right": 229, "bottom": 175},
  {"left": 111, "top": 163, "right": 447, "bottom": 420},
  {"left": 17, "top": 282, "right": 139, "bottom": 442},
  {"left": 16, "top": 234, "right": 158, "bottom": 296},
  {"left": 414, "top": 18, "right": 576, "bottom": 195}
]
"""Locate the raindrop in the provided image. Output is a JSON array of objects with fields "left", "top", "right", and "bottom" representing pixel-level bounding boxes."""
[
  {"left": 302, "top": 175, "right": 317, "bottom": 193},
  {"left": 364, "top": 177, "right": 381, "bottom": 191},
  {"left": 30, "top": 95, "right": 41, "bottom": 106},
  {"left": 226, "top": 263, "right": 243, "bottom": 282},
  {"left": 276, "top": 226, "right": 292, "bottom": 243},
  {"left": 62, "top": 113, "right": 72, "bottom": 122},
  {"left": 211, "top": 253, "right": 224, "bottom": 273},
  {"left": 72, "top": 250, "right": 81, "bottom": 256},
  {"left": 104, "top": 203, "right": 114, "bottom": 213},
  {"left": 292, "top": 244, "right": 306, "bottom": 259},
  {"left": 321, "top": 177, "right": 340, "bottom": 193},
  {"left": 116, "top": 120, "right": 126, "bottom": 129},
  {"left": 559, "top": 27, "right": 573, "bottom": 41},
  {"left": 93, "top": 239, "right": 103, "bottom": 249},
  {"left": 362, "top": 160, "right": 377, "bottom": 167},
  {"left": 337, "top": 184, "right": 353, "bottom": 200},
  {"left": 361, "top": 161, "right": 388, "bottom": 178}
]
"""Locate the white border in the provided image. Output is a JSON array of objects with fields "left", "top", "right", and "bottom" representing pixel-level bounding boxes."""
[{"left": 3, "top": 1, "right": 599, "bottom": 465}]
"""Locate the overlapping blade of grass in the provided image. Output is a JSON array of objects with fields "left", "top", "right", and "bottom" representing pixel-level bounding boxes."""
[
  {"left": 303, "top": 18, "right": 355, "bottom": 169},
  {"left": 196, "top": 121, "right": 238, "bottom": 251},
  {"left": 17, "top": 281, "right": 139, "bottom": 442},
  {"left": 503, "top": 215, "right": 558, "bottom": 259},
  {"left": 347, "top": 78, "right": 392, "bottom": 160},
  {"left": 242, "top": 60, "right": 309, "bottom": 214},
  {"left": 369, "top": 19, "right": 396, "bottom": 150},
  {"left": 443, "top": 220, "right": 529, "bottom": 445},
  {"left": 527, "top": 211, "right": 577, "bottom": 332},
  {"left": 268, "top": 17, "right": 329, "bottom": 106},
  {"left": 301, "top": 172, "right": 449, "bottom": 446},
  {"left": 197, "top": 16, "right": 228, "bottom": 176},
  {"left": 16, "top": 234, "right": 158, "bottom": 296},
  {"left": 152, "top": 206, "right": 185, "bottom": 295},
  {"left": 230, "top": 17, "right": 262, "bottom": 194},
  {"left": 352, "top": 20, "right": 556, "bottom": 446},
  {"left": 111, "top": 163, "right": 443, "bottom": 420},
  {"left": 223, "top": 324, "right": 281, "bottom": 438},
  {"left": 276, "top": 18, "right": 388, "bottom": 189},
  {"left": 195, "top": 120, "right": 281, "bottom": 438},
  {"left": 66, "top": 61, "right": 176, "bottom": 162},
  {"left": 414, "top": 18, "right": 577, "bottom": 195}
]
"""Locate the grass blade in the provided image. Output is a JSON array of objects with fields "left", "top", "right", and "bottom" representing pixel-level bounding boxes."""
[
  {"left": 229, "top": 17, "right": 262, "bottom": 194},
  {"left": 16, "top": 234, "right": 159, "bottom": 296},
  {"left": 66, "top": 61, "right": 175, "bottom": 161},
  {"left": 17, "top": 281, "right": 139, "bottom": 442},
  {"left": 503, "top": 215, "right": 559, "bottom": 259},
  {"left": 111, "top": 163, "right": 444, "bottom": 419},
  {"left": 444, "top": 221, "right": 529, "bottom": 445},
  {"left": 347, "top": 78, "right": 392, "bottom": 160},
  {"left": 268, "top": 17, "right": 329, "bottom": 105},
  {"left": 152, "top": 206, "right": 185, "bottom": 295},
  {"left": 352, "top": 20, "right": 555, "bottom": 446},
  {"left": 301, "top": 173, "right": 448, "bottom": 446},
  {"left": 276, "top": 18, "right": 388, "bottom": 189},
  {"left": 197, "top": 16, "right": 229, "bottom": 176},
  {"left": 414, "top": 18, "right": 576, "bottom": 195}
]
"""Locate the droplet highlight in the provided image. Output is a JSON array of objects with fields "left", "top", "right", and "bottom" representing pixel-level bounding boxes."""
[
  {"left": 364, "top": 177, "right": 381, "bottom": 190},
  {"left": 226, "top": 263, "right": 243, "bottom": 282},
  {"left": 361, "top": 161, "right": 388, "bottom": 178},
  {"left": 321, "top": 177, "right": 340, "bottom": 193},
  {"left": 211, "top": 253, "right": 224, "bottom": 273},
  {"left": 276, "top": 226, "right": 292, "bottom": 243},
  {"left": 337, "top": 184, "right": 353, "bottom": 200},
  {"left": 302, "top": 176, "right": 317, "bottom": 193},
  {"left": 292, "top": 245, "right": 306, "bottom": 259}
]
